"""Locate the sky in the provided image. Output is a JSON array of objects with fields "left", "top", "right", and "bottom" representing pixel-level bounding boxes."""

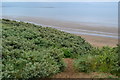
[{"left": 1, "top": 0, "right": 120, "bottom": 2}]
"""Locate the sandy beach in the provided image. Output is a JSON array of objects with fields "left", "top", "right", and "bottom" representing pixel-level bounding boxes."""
[
  {"left": 2, "top": 16, "right": 119, "bottom": 47},
  {"left": 80, "top": 35, "right": 118, "bottom": 47}
]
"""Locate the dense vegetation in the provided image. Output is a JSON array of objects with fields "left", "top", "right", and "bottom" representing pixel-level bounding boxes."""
[
  {"left": 1, "top": 19, "right": 120, "bottom": 79},
  {"left": 74, "top": 45, "right": 120, "bottom": 77},
  {"left": 2, "top": 19, "right": 92, "bottom": 79}
]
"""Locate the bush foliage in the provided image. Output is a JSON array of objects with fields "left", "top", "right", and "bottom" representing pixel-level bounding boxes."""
[
  {"left": 74, "top": 46, "right": 120, "bottom": 76},
  {"left": 2, "top": 19, "right": 92, "bottom": 79},
  {"left": 2, "top": 19, "right": 92, "bottom": 58},
  {"left": 2, "top": 19, "right": 119, "bottom": 79}
]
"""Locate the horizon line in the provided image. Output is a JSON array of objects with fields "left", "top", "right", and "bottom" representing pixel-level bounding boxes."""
[{"left": 2, "top": 0, "right": 120, "bottom": 2}]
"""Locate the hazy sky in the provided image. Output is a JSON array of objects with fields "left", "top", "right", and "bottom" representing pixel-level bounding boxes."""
[{"left": 2, "top": 0, "right": 119, "bottom": 2}]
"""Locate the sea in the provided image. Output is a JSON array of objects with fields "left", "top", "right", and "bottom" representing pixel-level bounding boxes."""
[{"left": 1, "top": 2, "right": 119, "bottom": 38}]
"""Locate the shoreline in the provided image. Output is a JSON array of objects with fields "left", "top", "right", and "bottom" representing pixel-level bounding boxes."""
[{"left": 2, "top": 16, "right": 119, "bottom": 47}]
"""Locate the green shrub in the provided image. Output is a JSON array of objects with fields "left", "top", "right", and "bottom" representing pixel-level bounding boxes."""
[
  {"left": 74, "top": 46, "right": 120, "bottom": 76},
  {"left": 2, "top": 19, "right": 67, "bottom": 79},
  {"left": 2, "top": 49, "right": 65, "bottom": 79},
  {"left": 112, "top": 44, "right": 120, "bottom": 76},
  {"left": 2, "top": 19, "right": 92, "bottom": 58},
  {"left": 74, "top": 54, "right": 97, "bottom": 73},
  {"left": 61, "top": 47, "right": 73, "bottom": 58},
  {"left": 47, "top": 48, "right": 65, "bottom": 72}
]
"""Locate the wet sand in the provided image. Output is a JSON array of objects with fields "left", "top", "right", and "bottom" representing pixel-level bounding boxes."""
[
  {"left": 2, "top": 16, "right": 119, "bottom": 47},
  {"left": 3, "top": 16, "right": 118, "bottom": 33},
  {"left": 79, "top": 35, "right": 118, "bottom": 47}
]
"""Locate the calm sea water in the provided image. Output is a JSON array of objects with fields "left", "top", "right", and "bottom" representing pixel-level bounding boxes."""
[{"left": 2, "top": 2, "right": 118, "bottom": 27}]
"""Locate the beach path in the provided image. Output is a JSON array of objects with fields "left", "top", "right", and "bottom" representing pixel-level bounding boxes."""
[
  {"left": 52, "top": 58, "right": 117, "bottom": 78},
  {"left": 52, "top": 58, "right": 93, "bottom": 78}
]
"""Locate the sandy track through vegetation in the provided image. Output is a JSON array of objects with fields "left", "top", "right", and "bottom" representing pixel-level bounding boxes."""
[
  {"left": 52, "top": 58, "right": 93, "bottom": 78},
  {"left": 52, "top": 58, "right": 117, "bottom": 78}
]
